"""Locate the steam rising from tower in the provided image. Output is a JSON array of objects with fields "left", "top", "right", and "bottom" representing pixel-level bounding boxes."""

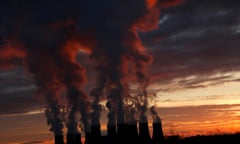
[{"left": 0, "top": 0, "right": 183, "bottom": 144}]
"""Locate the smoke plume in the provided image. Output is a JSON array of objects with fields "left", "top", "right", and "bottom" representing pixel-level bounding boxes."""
[
  {"left": 1, "top": 0, "right": 183, "bottom": 140},
  {"left": 1, "top": 0, "right": 92, "bottom": 136},
  {"left": 150, "top": 106, "right": 161, "bottom": 123}
]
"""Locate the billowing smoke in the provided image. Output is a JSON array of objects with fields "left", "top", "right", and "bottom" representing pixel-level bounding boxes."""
[
  {"left": 150, "top": 106, "right": 161, "bottom": 123},
  {"left": 85, "top": 0, "right": 157, "bottom": 128},
  {"left": 0, "top": 11, "right": 25, "bottom": 68},
  {"left": 1, "top": 0, "right": 92, "bottom": 137},
  {"left": 1, "top": 0, "right": 183, "bottom": 141},
  {"left": 86, "top": 0, "right": 182, "bottom": 126}
]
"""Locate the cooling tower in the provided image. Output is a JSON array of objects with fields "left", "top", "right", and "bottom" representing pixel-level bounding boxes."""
[
  {"left": 91, "top": 125, "right": 103, "bottom": 144},
  {"left": 126, "top": 123, "right": 139, "bottom": 144},
  {"left": 85, "top": 133, "right": 92, "bottom": 144},
  {"left": 107, "top": 124, "right": 117, "bottom": 144},
  {"left": 117, "top": 123, "right": 127, "bottom": 144},
  {"left": 139, "top": 122, "right": 151, "bottom": 144},
  {"left": 54, "top": 135, "right": 64, "bottom": 144},
  {"left": 152, "top": 122, "right": 165, "bottom": 144}
]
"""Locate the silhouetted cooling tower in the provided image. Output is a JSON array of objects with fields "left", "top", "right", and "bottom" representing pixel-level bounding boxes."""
[
  {"left": 67, "top": 134, "right": 74, "bottom": 144},
  {"left": 67, "top": 133, "right": 83, "bottom": 144},
  {"left": 85, "top": 133, "right": 92, "bottom": 144},
  {"left": 54, "top": 135, "right": 64, "bottom": 144},
  {"left": 107, "top": 125, "right": 117, "bottom": 144},
  {"left": 91, "top": 125, "right": 103, "bottom": 144},
  {"left": 75, "top": 133, "right": 82, "bottom": 144},
  {"left": 152, "top": 122, "right": 165, "bottom": 144},
  {"left": 139, "top": 122, "right": 151, "bottom": 144},
  {"left": 117, "top": 123, "right": 127, "bottom": 144},
  {"left": 127, "top": 123, "right": 139, "bottom": 144}
]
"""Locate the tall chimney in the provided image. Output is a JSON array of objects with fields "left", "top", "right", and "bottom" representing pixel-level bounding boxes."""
[
  {"left": 75, "top": 133, "right": 82, "bottom": 144},
  {"left": 107, "top": 124, "right": 117, "bottom": 144},
  {"left": 66, "top": 134, "right": 74, "bottom": 144},
  {"left": 139, "top": 122, "right": 151, "bottom": 144},
  {"left": 84, "top": 133, "right": 92, "bottom": 144},
  {"left": 117, "top": 123, "right": 127, "bottom": 144},
  {"left": 91, "top": 125, "right": 103, "bottom": 144},
  {"left": 54, "top": 135, "right": 64, "bottom": 144},
  {"left": 67, "top": 133, "right": 82, "bottom": 144},
  {"left": 150, "top": 106, "right": 165, "bottom": 144},
  {"left": 126, "top": 122, "right": 139, "bottom": 144},
  {"left": 152, "top": 121, "right": 165, "bottom": 144}
]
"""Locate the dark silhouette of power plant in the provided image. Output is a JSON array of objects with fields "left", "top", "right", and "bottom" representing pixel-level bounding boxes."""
[{"left": 53, "top": 119, "right": 165, "bottom": 144}]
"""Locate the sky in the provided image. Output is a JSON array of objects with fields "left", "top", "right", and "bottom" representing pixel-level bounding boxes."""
[{"left": 1, "top": 0, "right": 240, "bottom": 143}]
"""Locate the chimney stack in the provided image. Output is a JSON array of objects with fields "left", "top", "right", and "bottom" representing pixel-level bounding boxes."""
[
  {"left": 75, "top": 133, "right": 82, "bottom": 144},
  {"left": 152, "top": 121, "right": 165, "bottom": 144},
  {"left": 139, "top": 122, "right": 151, "bottom": 144},
  {"left": 67, "top": 133, "right": 82, "bottom": 144},
  {"left": 66, "top": 134, "right": 74, "bottom": 144},
  {"left": 107, "top": 124, "right": 117, "bottom": 144},
  {"left": 126, "top": 122, "right": 139, "bottom": 144},
  {"left": 54, "top": 135, "right": 64, "bottom": 144},
  {"left": 84, "top": 133, "right": 92, "bottom": 144},
  {"left": 117, "top": 123, "right": 128, "bottom": 144},
  {"left": 91, "top": 125, "right": 103, "bottom": 144}
]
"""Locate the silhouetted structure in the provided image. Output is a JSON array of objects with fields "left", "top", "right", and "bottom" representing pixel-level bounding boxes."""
[
  {"left": 127, "top": 123, "right": 139, "bottom": 144},
  {"left": 139, "top": 122, "right": 152, "bottom": 144},
  {"left": 85, "top": 133, "right": 92, "bottom": 144},
  {"left": 117, "top": 123, "right": 128, "bottom": 144},
  {"left": 75, "top": 133, "right": 82, "bottom": 144},
  {"left": 107, "top": 124, "right": 117, "bottom": 144},
  {"left": 66, "top": 134, "right": 74, "bottom": 144},
  {"left": 91, "top": 125, "right": 103, "bottom": 144},
  {"left": 53, "top": 120, "right": 168, "bottom": 144},
  {"left": 67, "top": 133, "right": 82, "bottom": 144},
  {"left": 152, "top": 122, "right": 165, "bottom": 144},
  {"left": 54, "top": 135, "right": 64, "bottom": 144}
]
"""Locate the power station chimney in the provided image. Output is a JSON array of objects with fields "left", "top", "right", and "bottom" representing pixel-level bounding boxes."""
[
  {"left": 85, "top": 132, "right": 92, "bottom": 144},
  {"left": 91, "top": 125, "right": 103, "bottom": 144},
  {"left": 67, "top": 133, "right": 82, "bottom": 144},
  {"left": 139, "top": 122, "right": 151, "bottom": 144},
  {"left": 126, "top": 121, "right": 139, "bottom": 144},
  {"left": 75, "top": 133, "right": 82, "bottom": 144},
  {"left": 117, "top": 123, "right": 128, "bottom": 144},
  {"left": 107, "top": 124, "right": 117, "bottom": 144},
  {"left": 54, "top": 135, "right": 64, "bottom": 144},
  {"left": 152, "top": 121, "right": 165, "bottom": 144},
  {"left": 66, "top": 134, "right": 74, "bottom": 144},
  {"left": 150, "top": 106, "right": 165, "bottom": 144}
]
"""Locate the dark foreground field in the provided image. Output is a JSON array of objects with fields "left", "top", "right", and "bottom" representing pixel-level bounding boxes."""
[
  {"left": 164, "top": 133, "right": 240, "bottom": 144},
  {"left": 88, "top": 133, "right": 240, "bottom": 144}
]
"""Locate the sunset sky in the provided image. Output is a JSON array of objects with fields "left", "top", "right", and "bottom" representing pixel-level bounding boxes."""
[{"left": 1, "top": 0, "right": 240, "bottom": 144}]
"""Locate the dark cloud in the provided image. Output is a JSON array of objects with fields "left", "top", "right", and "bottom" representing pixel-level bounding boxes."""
[
  {"left": 176, "top": 74, "right": 238, "bottom": 89},
  {"left": 140, "top": 0, "right": 240, "bottom": 86},
  {"left": 0, "top": 68, "right": 40, "bottom": 114}
]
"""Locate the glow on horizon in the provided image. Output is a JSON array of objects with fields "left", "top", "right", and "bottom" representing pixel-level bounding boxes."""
[{"left": 154, "top": 72, "right": 240, "bottom": 107}]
